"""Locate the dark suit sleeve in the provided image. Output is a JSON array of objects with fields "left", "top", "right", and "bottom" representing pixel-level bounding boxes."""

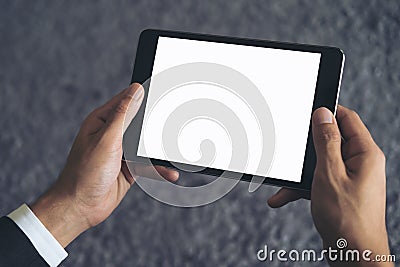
[{"left": 0, "top": 216, "right": 48, "bottom": 267}]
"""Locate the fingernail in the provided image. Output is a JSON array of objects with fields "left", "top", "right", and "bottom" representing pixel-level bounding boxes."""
[
  {"left": 133, "top": 86, "right": 144, "bottom": 101},
  {"left": 313, "top": 107, "right": 333, "bottom": 125}
]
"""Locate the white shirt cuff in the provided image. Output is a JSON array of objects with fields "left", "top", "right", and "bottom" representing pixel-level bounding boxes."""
[{"left": 7, "top": 204, "right": 68, "bottom": 267}]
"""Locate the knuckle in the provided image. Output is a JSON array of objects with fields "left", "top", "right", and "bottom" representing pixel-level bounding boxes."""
[
  {"left": 316, "top": 127, "right": 342, "bottom": 143},
  {"left": 114, "top": 103, "right": 128, "bottom": 114},
  {"left": 87, "top": 109, "right": 100, "bottom": 120},
  {"left": 344, "top": 107, "right": 360, "bottom": 120},
  {"left": 113, "top": 95, "right": 133, "bottom": 114},
  {"left": 375, "top": 147, "right": 386, "bottom": 162},
  {"left": 348, "top": 108, "right": 359, "bottom": 118},
  {"left": 80, "top": 110, "right": 98, "bottom": 128},
  {"left": 362, "top": 146, "right": 386, "bottom": 166}
]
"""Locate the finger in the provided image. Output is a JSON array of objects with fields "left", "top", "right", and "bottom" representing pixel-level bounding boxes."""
[
  {"left": 124, "top": 162, "right": 179, "bottom": 183},
  {"left": 152, "top": 166, "right": 180, "bottom": 182},
  {"left": 104, "top": 83, "right": 144, "bottom": 136},
  {"left": 336, "top": 105, "right": 374, "bottom": 144},
  {"left": 116, "top": 170, "right": 134, "bottom": 200},
  {"left": 267, "top": 188, "right": 310, "bottom": 208},
  {"left": 312, "top": 107, "right": 344, "bottom": 171},
  {"left": 121, "top": 161, "right": 136, "bottom": 185},
  {"left": 122, "top": 84, "right": 145, "bottom": 133},
  {"left": 336, "top": 105, "right": 383, "bottom": 174},
  {"left": 83, "top": 83, "right": 144, "bottom": 135},
  {"left": 97, "top": 84, "right": 136, "bottom": 115}
]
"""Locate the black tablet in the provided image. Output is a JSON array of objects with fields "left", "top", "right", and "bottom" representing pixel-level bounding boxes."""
[{"left": 123, "top": 29, "right": 344, "bottom": 191}]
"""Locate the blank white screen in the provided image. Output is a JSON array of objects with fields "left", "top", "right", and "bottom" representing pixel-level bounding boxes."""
[{"left": 137, "top": 37, "right": 320, "bottom": 182}]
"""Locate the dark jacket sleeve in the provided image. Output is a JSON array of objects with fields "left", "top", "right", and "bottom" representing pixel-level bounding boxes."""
[{"left": 0, "top": 216, "right": 48, "bottom": 267}]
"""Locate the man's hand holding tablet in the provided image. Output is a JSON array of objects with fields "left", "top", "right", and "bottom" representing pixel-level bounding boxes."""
[{"left": 268, "top": 106, "right": 392, "bottom": 266}]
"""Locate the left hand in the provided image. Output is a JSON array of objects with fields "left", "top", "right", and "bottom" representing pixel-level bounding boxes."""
[{"left": 31, "top": 83, "right": 179, "bottom": 247}]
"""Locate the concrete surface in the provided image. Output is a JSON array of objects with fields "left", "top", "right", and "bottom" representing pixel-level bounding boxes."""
[{"left": 1, "top": 1, "right": 399, "bottom": 266}]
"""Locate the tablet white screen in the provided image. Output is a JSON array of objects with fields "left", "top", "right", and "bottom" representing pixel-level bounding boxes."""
[{"left": 137, "top": 37, "right": 321, "bottom": 182}]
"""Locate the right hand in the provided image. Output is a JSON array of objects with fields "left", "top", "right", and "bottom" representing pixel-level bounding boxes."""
[{"left": 268, "top": 106, "right": 392, "bottom": 266}]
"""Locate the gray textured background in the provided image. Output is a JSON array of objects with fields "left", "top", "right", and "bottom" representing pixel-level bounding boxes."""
[{"left": 1, "top": 1, "right": 399, "bottom": 266}]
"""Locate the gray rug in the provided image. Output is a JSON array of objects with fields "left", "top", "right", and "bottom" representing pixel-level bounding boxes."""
[{"left": 1, "top": 1, "right": 399, "bottom": 266}]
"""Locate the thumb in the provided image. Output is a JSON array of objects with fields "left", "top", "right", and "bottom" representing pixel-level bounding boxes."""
[
  {"left": 312, "top": 107, "right": 343, "bottom": 171},
  {"left": 105, "top": 83, "right": 144, "bottom": 135}
]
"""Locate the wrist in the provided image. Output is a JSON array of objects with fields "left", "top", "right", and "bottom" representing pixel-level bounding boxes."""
[{"left": 30, "top": 188, "right": 90, "bottom": 248}]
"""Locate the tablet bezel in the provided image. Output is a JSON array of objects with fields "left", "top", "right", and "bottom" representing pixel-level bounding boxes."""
[{"left": 126, "top": 29, "right": 344, "bottom": 191}]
